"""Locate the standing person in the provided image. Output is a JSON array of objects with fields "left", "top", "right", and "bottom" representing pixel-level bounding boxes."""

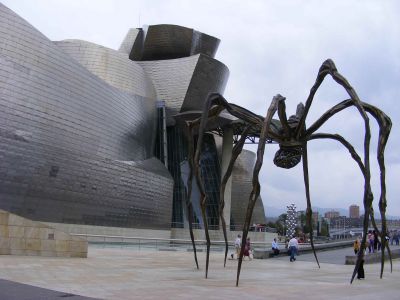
[
  {"left": 272, "top": 238, "right": 280, "bottom": 256},
  {"left": 373, "top": 230, "right": 378, "bottom": 252},
  {"left": 243, "top": 237, "right": 252, "bottom": 260},
  {"left": 357, "top": 251, "right": 365, "bottom": 279},
  {"left": 288, "top": 236, "right": 298, "bottom": 262},
  {"left": 367, "top": 230, "right": 374, "bottom": 253},
  {"left": 353, "top": 237, "right": 360, "bottom": 255},
  {"left": 234, "top": 234, "right": 241, "bottom": 259}
]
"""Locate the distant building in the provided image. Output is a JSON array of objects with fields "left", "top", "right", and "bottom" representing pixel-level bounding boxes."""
[
  {"left": 349, "top": 205, "right": 360, "bottom": 218},
  {"left": 325, "top": 211, "right": 340, "bottom": 219},
  {"left": 312, "top": 212, "right": 319, "bottom": 225}
]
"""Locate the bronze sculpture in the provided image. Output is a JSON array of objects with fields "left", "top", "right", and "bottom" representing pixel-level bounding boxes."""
[{"left": 184, "top": 59, "right": 392, "bottom": 286}]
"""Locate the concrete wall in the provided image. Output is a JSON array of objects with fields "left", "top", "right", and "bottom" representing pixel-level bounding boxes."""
[{"left": 0, "top": 210, "right": 87, "bottom": 257}]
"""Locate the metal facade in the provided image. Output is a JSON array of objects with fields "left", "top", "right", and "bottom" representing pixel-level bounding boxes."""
[
  {"left": 0, "top": 4, "right": 173, "bottom": 229},
  {"left": 0, "top": 3, "right": 266, "bottom": 230},
  {"left": 231, "top": 150, "right": 266, "bottom": 227}
]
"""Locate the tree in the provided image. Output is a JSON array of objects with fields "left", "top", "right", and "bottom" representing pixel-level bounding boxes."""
[
  {"left": 320, "top": 219, "right": 330, "bottom": 237},
  {"left": 275, "top": 213, "right": 287, "bottom": 236}
]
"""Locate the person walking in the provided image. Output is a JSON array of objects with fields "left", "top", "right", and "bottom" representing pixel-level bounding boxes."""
[
  {"left": 367, "top": 230, "right": 374, "bottom": 253},
  {"left": 373, "top": 230, "right": 378, "bottom": 252},
  {"left": 288, "top": 236, "right": 298, "bottom": 262},
  {"left": 243, "top": 237, "right": 252, "bottom": 260},
  {"left": 353, "top": 237, "right": 360, "bottom": 255},
  {"left": 233, "top": 234, "right": 241, "bottom": 259}
]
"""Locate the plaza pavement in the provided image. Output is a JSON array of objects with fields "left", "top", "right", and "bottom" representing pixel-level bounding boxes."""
[{"left": 0, "top": 245, "right": 398, "bottom": 300}]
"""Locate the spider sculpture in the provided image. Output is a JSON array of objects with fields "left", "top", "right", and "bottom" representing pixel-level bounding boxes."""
[{"left": 184, "top": 59, "right": 392, "bottom": 286}]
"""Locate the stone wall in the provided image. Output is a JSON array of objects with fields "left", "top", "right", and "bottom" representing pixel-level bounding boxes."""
[
  {"left": 0, "top": 210, "right": 87, "bottom": 258},
  {"left": 345, "top": 248, "right": 400, "bottom": 265}
]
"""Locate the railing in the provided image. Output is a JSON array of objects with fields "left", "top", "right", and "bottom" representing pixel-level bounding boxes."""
[
  {"left": 171, "top": 222, "right": 277, "bottom": 232},
  {"left": 70, "top": 233, "right": 273, "bottom": 252}
]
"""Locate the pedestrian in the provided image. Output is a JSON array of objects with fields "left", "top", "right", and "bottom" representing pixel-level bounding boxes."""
[
  {"left": 288, "top": 236, "right": 298, "bottom": 262},
  {"left": 367, "top": 230, "right": 374, "bottom": 253},
  {"left": 232, "top": 234, "right": 241, "bottom": 259},
  {"left": 243, "top": 237, "right": 252, "bottom": 260},
  {"left": 357, "top": 251, "right": 365, "bottom": 280},
  {"left": 373, "top": 230, "right": 378, "bottom": 252},
  {"left": 353, "top": 237, "right": 360, "bottom": 255},
  {"left": 272, "top": 238, "right": 280, "bottom": 256}
]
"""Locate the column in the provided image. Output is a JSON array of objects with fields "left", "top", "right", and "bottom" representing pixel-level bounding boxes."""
[{"left": 221, "top": 126, "right": 233, "bottom": 231}]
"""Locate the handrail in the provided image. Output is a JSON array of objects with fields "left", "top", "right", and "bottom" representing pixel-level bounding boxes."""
[{"left": 70, "top": 233, "right": 272, "bottom": 245}]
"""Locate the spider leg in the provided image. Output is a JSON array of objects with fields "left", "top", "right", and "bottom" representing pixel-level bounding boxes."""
[
  {"left": 307, "top": 99, "right": 392, "bottom": 278},
  {"left": 301, "top": 141, "right": 320, "bottom": 268},
  {"left": 188, "top": 92, "right": 267, "bottom": 278},
  {"left": 307, "top": 133, "right": 367, "bottom": 282},
  {"left": 185, "top": 122, "right": 199, "bottom": 269},
  {"left": 277, "top": 95, "right": 291, "bottom": 138},
  {"left": 236, "top": 95, "right": 280, "bottom": 287},
  {"left": 298, "top": 60, "right": 376, "bottom": 283},
  {"left": 307, "top": 130, "right": 392, "bottom": 282},
  {"left": 220, "top": 125, "right": 252, "bottom": 267},
  {"left": 192, "top": 94, "right": 223, "bottom": 279},
  {"left": 373, "top": 106, "right": 393, "bottom": 276},
  {"left": 187, "top": 93, "right": 246, "bottom": 277}
]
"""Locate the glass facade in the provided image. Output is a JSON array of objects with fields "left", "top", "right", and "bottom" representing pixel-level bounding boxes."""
[
  {"left": 154, "top": 104, "right": 166, "bottom": 165},
  {"left": 163, "top": 125, "right": 221, "bottom": 229}
]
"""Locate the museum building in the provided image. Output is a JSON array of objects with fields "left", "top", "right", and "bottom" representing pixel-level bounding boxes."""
[{"left": 0, "top": 4, "right": 265, "bottom": 235}]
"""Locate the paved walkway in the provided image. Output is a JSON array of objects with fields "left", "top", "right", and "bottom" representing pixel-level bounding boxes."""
[
  {"left": 0, "top": 246, "right": 398, "bottom": 299},
  {"left": 0, "top": 279, "right": 96, "bottom": 300}
]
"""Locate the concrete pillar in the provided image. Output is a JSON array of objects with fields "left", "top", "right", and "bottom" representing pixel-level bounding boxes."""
[{"left": 221, "top": 127, "right": 233, "bottom": 231}]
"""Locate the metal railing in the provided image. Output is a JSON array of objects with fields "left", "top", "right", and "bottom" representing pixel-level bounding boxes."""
[
  {"left": 170, "top": 222, "right": 277, "bottom": 232},
  {"left": 71, "top": 233, "right": 273, "bottom": 252}
]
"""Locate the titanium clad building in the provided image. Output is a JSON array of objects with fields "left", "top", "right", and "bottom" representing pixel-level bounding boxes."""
[{"left": 0, "top": 4, "right": 266, "bottom": 232}]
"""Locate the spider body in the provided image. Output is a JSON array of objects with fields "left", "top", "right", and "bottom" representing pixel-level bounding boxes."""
[
  {"left": 273, "top": 145, "right": 302, "bottom": 169},
  {"left": 184, "top": 59, "right": 392, "bottom": 286}
]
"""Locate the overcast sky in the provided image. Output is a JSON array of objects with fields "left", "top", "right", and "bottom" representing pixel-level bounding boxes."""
[{"left": 3, "top": 0, "right": 399, "bottom": 217}]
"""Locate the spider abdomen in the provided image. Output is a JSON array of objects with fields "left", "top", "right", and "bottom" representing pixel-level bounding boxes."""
[{"left": 273, "top": 146, "right": 302, "bottom": 169}]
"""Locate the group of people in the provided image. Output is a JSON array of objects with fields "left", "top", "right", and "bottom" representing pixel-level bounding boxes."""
[
  {"left": 388, "top": 230, "right": 400, "bottom": 245},
  {"left": 366, "top": 230, "right": 382, "bottom": 253},
  {"left": 231, "top": 235, "right": 253, "bottom": 260},
  {"left": 272, "top": 236, "right": 298, "bottom": 262}
]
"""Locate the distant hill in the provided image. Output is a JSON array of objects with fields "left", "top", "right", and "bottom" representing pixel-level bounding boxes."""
[
  {"left": 264, "top": 206, "right": 348, "bottom": 217},
  {"left": 311, "top": 206, "right": 348, "bottom": 217},
  {"left": 265, "top": 205, "right": 399, "bottom": 220},
  {"left": 264, "top": 206, "right": 286, "bottom": 217}
]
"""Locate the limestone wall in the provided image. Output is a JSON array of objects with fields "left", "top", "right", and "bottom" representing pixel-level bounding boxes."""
[{"left": 0, "top": 210, "right": 87, "bottom": 258}]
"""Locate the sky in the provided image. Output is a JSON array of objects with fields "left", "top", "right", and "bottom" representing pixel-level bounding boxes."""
[{"left": 3, "top": 0, "right": 399, "bottom": 217}]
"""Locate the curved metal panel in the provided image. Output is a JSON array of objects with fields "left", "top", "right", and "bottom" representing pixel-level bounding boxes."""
[
  {"left": 181, "top": 54, "right": 229, "bottom": 112},
  {"left": 130, "top": 24, "right": 220, "bottom": 61},
  {"left": 231, "top": 150, "right": 266, "bottom": 226},
  {"left": 141, "top": 24, "right": 193, "bottom": 60},
  {"left": 138, "top": 54, "right": 229, "bottom": 124},
  {"left": 55, "top": 39, "right": 157, "bottom": 99},
  {"left": 0, "top": 4, "right": 173, "bottom": 229},
  {"left": 191, "top": 30, "right": 220, "bottom": 58},
  {"left": 138, "top": 55, "right": 200, "bottom": 120},
  {"left": 118, "top": 28, "right": 140, "bottom": 55}
]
